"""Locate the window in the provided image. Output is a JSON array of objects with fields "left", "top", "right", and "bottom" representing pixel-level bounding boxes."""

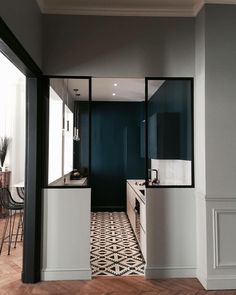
[
  {"left": 47, "top": 78, "right": 90, "bottom": 187},
  {"left": 146, "top": 78, "right": 193, "bottom": 187}
]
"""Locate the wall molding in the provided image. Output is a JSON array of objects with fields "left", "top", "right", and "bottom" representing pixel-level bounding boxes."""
[
  {"left": 206, "top": 275, "right": 236, "bottom": 290},
  {"left": 40, "top": 7, "right": 195, "bottom": 17},
  {"left": 213, "top": 209, "right": 236, "bottom": 269},
  {"left": 206, "top": 195, "right": 236, "bottom": 202},
  {"left": 41, "top": 268, "right": 92, "bottom": 281},
  {"left": 36, "top": 0, "right": 236, "bottom": 17},
  {"left": 145, "top": 266, "right": 196, "bottom": 279}
]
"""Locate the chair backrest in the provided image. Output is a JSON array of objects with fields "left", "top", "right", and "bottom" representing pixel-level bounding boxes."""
[
  {"left": 16, "top": 187, "right": 24, "bottom": 200},
  {"left": 0, "top": 188, "right": 12, "bottom": 210},
  {"left": 0, "top": 188, "right": 24, "bottom": 210}
]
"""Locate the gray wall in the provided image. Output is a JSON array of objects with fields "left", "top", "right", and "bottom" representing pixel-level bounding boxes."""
[
  {"left": 0, "top": 0, "right": 42, "bottom": 68},
  {"left": 195, "top": 5, "right": 236, "bottom": 289},
  {"left": 50, "top": 78, "right": 74, "bottom": 111},
  {"left": 43, "top": 15, "right": 195, "bottom": 77},
  {"left": 195, "top": 8, "right": 206, "bottom": 195},
  {"left": 205, "top": 4, "right": 236, "bottom": 196},
  {"left": 194, "top": 6, "right": 207, "bottom": 285}
]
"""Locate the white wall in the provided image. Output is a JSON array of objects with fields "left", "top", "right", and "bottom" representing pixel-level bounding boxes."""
[
  {"left": 151, "top": 159, "right": 191, "bottom": 185},
  {"left": 195, "top": 7, "right": 208, "bottom": 288},
  {"left": 204, "top": 5, "right": 236, "bottom": 289},
  {"left": 195, "top": 4, "right": 236, "bottom": 290},
  {"left": 42, "top": 188, "right": 91, "bottom": 280},
  {"left": 48, "top": 87, "right": 63, "bottom": 184},
  {"left": 145, "top": 188, "right": 196, "bottom": 278}
]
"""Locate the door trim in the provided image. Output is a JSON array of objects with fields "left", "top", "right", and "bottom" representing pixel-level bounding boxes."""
[{"left": 0, "top": 17, "right": 43, "bottom": 283}]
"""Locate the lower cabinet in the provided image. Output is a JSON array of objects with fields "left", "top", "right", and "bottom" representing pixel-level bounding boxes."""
[
  {"left": 140, "top": 225, "right": 146, "bottom": 259},
  {"left": 126, "top": 181, "right": 146, "bottom": 261}
]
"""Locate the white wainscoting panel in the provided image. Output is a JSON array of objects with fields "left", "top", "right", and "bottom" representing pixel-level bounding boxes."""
[{"left": 213, "top": 209, "right": 236, "bottom": 269}]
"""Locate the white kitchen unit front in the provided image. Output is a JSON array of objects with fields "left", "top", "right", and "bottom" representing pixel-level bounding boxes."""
[
  {"left": 42, "top": 188, "right": 91, "bottom": 280},
  {"left": 126, "top": 180, "right": 146, "bottom": 260}
]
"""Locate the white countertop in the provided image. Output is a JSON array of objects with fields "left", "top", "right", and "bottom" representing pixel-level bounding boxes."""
[{"left": 127, "top": 179, "right": 146, "bottom": 203}]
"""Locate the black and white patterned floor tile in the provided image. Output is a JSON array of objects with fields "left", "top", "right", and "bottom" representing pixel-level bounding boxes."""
[{"left": 90, "top": 212, "right": 145, "bottom": 276}]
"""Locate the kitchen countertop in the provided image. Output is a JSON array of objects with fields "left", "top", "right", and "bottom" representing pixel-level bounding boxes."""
[{"left": 127, "top": 179, "right": 146, "bottom": 203}]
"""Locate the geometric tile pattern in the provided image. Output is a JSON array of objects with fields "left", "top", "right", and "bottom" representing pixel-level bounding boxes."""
[{"left": 90, "top": 212, "right": 145, "bottom": 276}]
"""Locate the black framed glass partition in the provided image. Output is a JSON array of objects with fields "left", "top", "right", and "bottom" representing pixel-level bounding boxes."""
[
  {"left": 145, "top": 78, "right": 194, "bottom": 187},
  {"left": 47, "top": 77, "right": 91, "bottom": 187}
]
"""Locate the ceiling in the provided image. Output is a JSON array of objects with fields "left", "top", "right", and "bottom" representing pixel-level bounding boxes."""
[
  {"left": 67, "top": 78, "right": 164, "bottom": 102},
  {"left": 36, "top": 0, "right": 236, "bottom": 17}
]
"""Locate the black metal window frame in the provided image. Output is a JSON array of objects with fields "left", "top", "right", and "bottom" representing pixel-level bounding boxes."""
[
  {"left": 43, "top": 75, "right": 92, "bottom": 189},
  {"left": 145, "top": 77, "right": 195, "bottom": 189}
]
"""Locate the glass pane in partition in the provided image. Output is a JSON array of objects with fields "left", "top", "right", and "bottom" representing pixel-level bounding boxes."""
[
  {"left": 147, "top": 79, "right": 193, "bottom": 186},
  {"left": 64, "top": 105, "right": 73, "bottom": 175},
  {"left": 48, "top": 86, "right": 63, "bottom": 184},
  {"left": 48, "top": 78, "right": 90, "bottom": 187}
]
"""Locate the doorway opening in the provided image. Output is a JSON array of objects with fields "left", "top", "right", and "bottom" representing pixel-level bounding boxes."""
[
  {"left": 89, "top": 78, "right": 146, "bottom": 276},
  {"left": 0, "top": 51, "right": 26, "bottom": 280}
]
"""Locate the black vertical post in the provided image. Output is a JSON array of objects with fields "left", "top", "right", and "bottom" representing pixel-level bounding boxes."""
[
  {"left": 145, "top": 78, "right": 149, "bottom": 186},
  {"left": 22, "top": 77, "right": 42, "bottom": 283},
  {"left": 191, "top": 78, "right": 195, "bottom": 187},
  {"left": 88, "top": 77, "right": 92, "bottom": 187}
]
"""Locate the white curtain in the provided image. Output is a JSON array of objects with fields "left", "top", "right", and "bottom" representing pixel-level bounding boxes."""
[{"left": 0, "top": 53, "right": 26, "bottom": 186}]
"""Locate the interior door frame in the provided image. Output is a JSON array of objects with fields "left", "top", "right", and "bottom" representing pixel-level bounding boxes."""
[{"left": 0, "top": 17, "right": 43, "bottom": 283}]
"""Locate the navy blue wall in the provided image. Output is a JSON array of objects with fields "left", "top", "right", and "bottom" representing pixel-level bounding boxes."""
[
  {"left": 90, "top": 102, "right": 145, "bottom": 210},
  {"left": 148, "top": 80, "right": 192, "bottom": 161}
]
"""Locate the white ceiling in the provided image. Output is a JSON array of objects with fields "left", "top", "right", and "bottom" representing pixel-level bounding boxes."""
[
  {"left": 67, "top": 78, "right": 164, "bottom": 102},
  {"left": 36, "top": 0, "right": 236, "bottom": 17}
]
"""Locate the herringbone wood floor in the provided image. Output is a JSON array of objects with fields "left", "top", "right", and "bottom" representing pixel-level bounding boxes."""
[
  {"left": 1, "top": 276, "right": 236, "bottom": 295},
  {"left": 1, "top": 217, "right": 236, "bottom": 294}
]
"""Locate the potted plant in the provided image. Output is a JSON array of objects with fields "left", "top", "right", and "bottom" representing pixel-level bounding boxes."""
[{"left": 0, "top": 136, "right": 11, "bottom": 171}]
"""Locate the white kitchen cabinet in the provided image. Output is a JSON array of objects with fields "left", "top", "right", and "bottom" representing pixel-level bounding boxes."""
[
  {"left": 126, "top": 180, "right": 146, "bottom": 261},
  {"left": 140, "top": 225, "right": 146, "bottom": 259}
]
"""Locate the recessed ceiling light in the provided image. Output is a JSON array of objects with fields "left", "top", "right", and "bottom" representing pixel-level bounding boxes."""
[
  {"left": 114, "top": 83, "right": 118, "bottom": 87},
  {"left": 112, "top": 93, "right": 116, "bottom": 96}
]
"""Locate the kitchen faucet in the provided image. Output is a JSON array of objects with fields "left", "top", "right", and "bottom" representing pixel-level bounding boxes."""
[{"left": 151, "top": 169, "right": 160, "bottom": 185}]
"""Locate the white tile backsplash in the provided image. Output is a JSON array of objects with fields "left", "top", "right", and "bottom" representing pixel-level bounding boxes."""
[{"left": 151, "top": 159, "right": 191, "bottom": 185}]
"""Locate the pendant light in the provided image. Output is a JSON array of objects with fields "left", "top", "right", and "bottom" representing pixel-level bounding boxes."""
[
  {"left": 73, "top": 88, "right": 80, "bottom": 141},
  {"left": 66, "top": 79, "right": 70, "bottom": 132}
]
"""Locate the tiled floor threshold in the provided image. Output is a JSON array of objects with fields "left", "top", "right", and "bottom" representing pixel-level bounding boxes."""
[{"left": 90, "top": 212, "right": 145, "bottom": 276}]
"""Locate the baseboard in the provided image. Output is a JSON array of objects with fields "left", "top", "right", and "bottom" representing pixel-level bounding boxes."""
[
  {"left": 91, "top": 206, "right": 125, "bottom": 212},
  {"left": 206, "top": 275, "right": 236, "bottom": 290},
  {"left": 145, "top": 266, "right": 196, "bottom": 279},
  {"left": 196, "top": 269, "right": 207, "bottom": 289},
  {"left": 41, "top": 268, "right": 92, "bottom": 281}
]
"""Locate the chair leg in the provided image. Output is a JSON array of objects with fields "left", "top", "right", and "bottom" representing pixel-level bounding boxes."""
[
  {"left": 20, "top": 214, "right": 24, "bottom": 241},
  {"left": 8, "top": 210, "right": 16, "bottom": 255},
  {"left": 7, "top": 211, "right": 13, "bottom": 255},
  {"left": 14, "top": 211, "right": 23, "bottom": 248},
  {"left": 0, "top": 212, "right": 9, "bottom": 254}
]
